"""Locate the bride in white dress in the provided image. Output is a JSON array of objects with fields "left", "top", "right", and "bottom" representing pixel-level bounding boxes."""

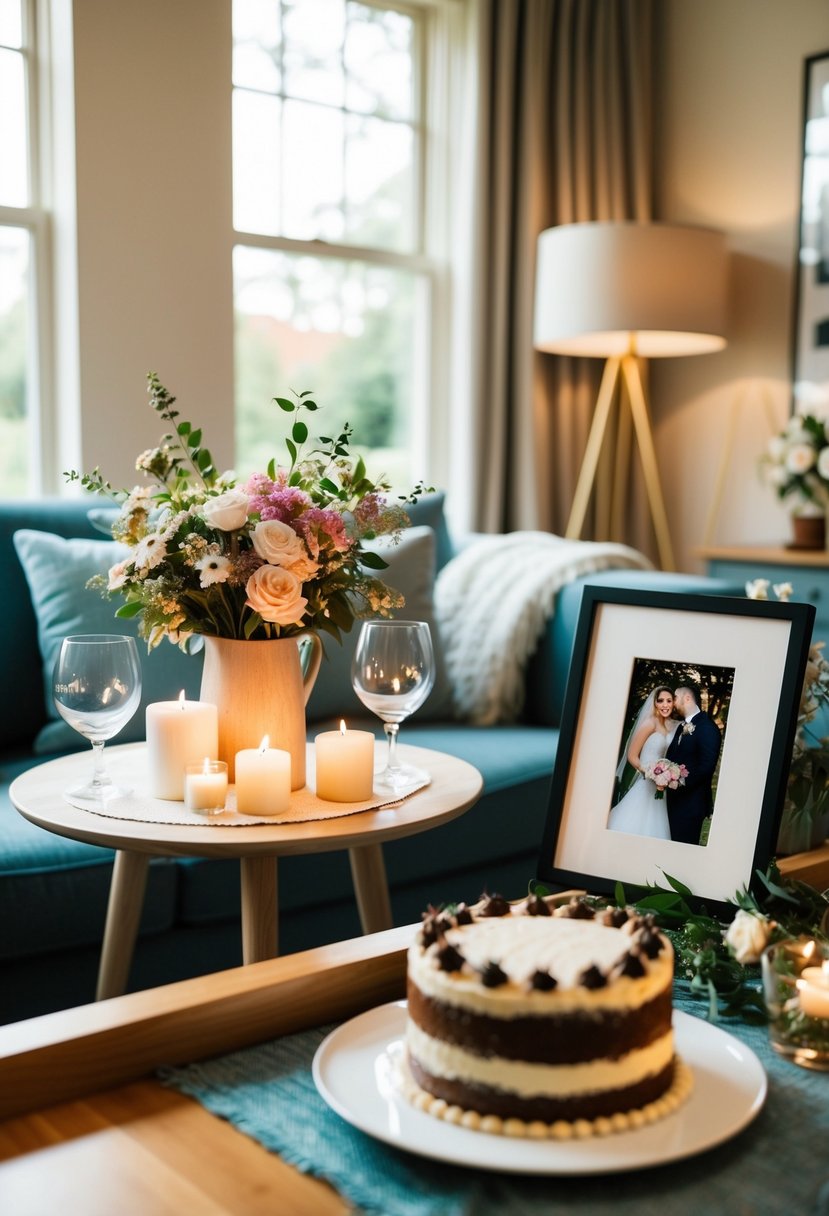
[{"left": 607, "top": 687, "right": 678, "bottom": 840}]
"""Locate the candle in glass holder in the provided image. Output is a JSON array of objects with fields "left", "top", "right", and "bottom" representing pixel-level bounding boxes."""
[
  {"left": 185, "top": 759, "right": 228, "bottom": 815},
  {"left": 798, "top": 960, "right": 829, "bottom": 1019},
  {"left": 235, "top": 735, "right": 291, "bottom": 816},
  {"left": 146, "top": 692, "right": 218, "bottom": 800},
  {"left": 315, "top": 720, "right": 375, "bottom": 802}
]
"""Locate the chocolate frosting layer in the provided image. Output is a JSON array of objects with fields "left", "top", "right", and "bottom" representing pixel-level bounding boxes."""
[
  {"left": 407, "top": 1056, "right": 676, "bottom": 1123},
  {"left": 407, "top": 979, "right": 672, "bottom": 1064}
]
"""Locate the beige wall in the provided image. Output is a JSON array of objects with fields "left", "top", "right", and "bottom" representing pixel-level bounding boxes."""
[
  {"left": 654, "top": 0, "right": 829, "bottom": 571},
  {"left": 63, "top": 0, "right": 234, "bottom": 490}
]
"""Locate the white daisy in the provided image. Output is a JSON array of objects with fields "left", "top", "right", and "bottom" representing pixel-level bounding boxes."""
[
  {"left": 133, "top": 533, "right": 168, "bottom": 571},
  {"left": 195, "top": 553, "right": 232, "bottom": 587}
]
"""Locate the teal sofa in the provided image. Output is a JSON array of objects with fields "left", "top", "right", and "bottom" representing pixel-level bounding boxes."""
[{"left": 0, "top": 496, "right": 743, "bottom": 1022}]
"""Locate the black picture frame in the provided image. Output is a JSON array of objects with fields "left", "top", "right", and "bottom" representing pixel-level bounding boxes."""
[
  {"left": 536, "top": 587, "right": 815, "bottom": 919},
  {"left": 792, "top": 49, "right": 829, "bottom": 411}
]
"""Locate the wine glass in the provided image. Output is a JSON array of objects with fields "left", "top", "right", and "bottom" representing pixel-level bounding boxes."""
[
  {"left": 351, "top": 620, "right": 435, "bottom": 792},
  {"left": 52, "top": 634, "right": 142, "bottom": 802}
]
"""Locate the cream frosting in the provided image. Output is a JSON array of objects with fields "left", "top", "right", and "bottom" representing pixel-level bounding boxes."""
[
  {"left": 409, "top": 915, "right": 673, "bottom": 1017},
  {"left": 407, "top": 1021, "right": 675, "bottom": 1098}
]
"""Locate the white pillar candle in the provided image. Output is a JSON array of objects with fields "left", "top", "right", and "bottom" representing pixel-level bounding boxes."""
[
  {"left": 185, "top": 760, "right": 228, "bottom": 814},
  {"left": 235, "top": 735, "right": 291, "bottom": 816},
  {"left": 315, "top": 721, "right": 375, "bottom": 802},
  {"left": 798, "top": 962, "right": 829, "bottom": 1019},
  {"left": 146, "top": 692, "right": 219, "bottom": 800}
]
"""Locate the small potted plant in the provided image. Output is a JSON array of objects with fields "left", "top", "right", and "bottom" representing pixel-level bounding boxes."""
[{"left": 759, "top": 414, "right": 829, "bottom": 548}]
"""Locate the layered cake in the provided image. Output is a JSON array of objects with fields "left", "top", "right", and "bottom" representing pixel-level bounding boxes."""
[{"left": 404, "top": 894, "right": 687, "bottom": 1135}]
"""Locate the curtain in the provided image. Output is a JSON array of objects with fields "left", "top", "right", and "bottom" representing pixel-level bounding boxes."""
[{"left": 460, "top": 0, "right": 655, "bottom": 550}]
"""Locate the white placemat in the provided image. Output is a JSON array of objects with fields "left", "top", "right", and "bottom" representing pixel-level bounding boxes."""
[{"left": 62, "top": 745, "right": 430, "bottom": 826}]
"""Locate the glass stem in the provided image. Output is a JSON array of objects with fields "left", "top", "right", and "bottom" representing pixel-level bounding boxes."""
[
  {"left": 384, "top": 722, "right": 401, "bottom": 774},
  {"left": 91, "top": 740, "right": 108, "bottom": 788}
]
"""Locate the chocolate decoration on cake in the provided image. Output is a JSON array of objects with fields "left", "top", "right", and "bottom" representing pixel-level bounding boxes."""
[
  {"left": 530, "top": 968, "right": 558, "bottom": 991},
  {"left": 454, "top": 903, "right": 474, "bottom": 926},
  {"left": 616, "top": 951, "right": 647, "bottom": 979},
  {"left": 525, "top": 894, "right": 552, "bottom": 917},
  {"left": 436, "top": 943, "right": 465, "bottom": 972},
  {"left": 562, "top": 899, "right": 595, "bottom": 920},
  {"left": 480, "top": 961, "right": 508, "bottom": 988},
  {"left": 419, "top": 915, "right": 440, "bottom": 948},
  {"left": 603, "top": 907, "right": 629, "bottom": 928},
  {"left": 579, "top": 964, "right": 608, "bottom": 989},
  {"left": 637, "top": 930, "right": 664, "bottom": 959},
  {"left": 478, "top": 893, "right": 511, "bottom": 918}
]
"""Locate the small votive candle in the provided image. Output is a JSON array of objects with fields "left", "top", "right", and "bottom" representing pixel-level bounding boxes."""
[
  {"left": 762, "top": 937, "right": 829, "bottom": 1070},
  {"left": 315, "top": 720, "right": 375, "bottom": 802},
  {"left": 184, "top": 759, "right": 228, "bottom": 815},
  {"left": 797, "top": 961, "right": 829, "bottom": 1019},
  {"left": 235, "top": 735, "right": 291, "bottom": 816}
]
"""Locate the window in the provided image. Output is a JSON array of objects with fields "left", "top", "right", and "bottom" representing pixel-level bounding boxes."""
[
  {"left": 232, "top": 0, "right": 452, "bottom": 489},
  {"left": 0, "top": 0, "right": 44, "bottom": 498}
]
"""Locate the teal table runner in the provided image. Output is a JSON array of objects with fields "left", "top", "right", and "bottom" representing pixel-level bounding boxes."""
[{"left": 160, "top": 987, "right": 829, "bottom": 1216}]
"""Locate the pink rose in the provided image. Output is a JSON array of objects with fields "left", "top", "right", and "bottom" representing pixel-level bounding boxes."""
[{"left": 245, "top": 564, "right": 308, "bottom": 626}]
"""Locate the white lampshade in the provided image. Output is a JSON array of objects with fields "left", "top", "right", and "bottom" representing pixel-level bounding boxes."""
[{"left": 533, "top": 221, "right": 728, "bottom": 358}]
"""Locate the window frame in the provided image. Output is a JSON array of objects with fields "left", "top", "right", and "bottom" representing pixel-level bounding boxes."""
[
  {"left": 231, "top": 0, "right": 462, "bottom": 486},
  {"left": 0, "top": 0, "right": 53, "bottom": 497}
]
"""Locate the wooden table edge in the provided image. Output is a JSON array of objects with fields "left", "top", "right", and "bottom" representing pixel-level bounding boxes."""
[{"left": 0, "top": 924, "right": 413, "bottom": 1122}]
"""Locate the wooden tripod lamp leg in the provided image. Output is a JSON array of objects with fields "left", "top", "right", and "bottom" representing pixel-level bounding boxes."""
[
  {"left": 621, "top": 354, "right": 676, "bottom": 572},
  {"left": 565, "top": 356, "right": 622, "bottom": 540}
]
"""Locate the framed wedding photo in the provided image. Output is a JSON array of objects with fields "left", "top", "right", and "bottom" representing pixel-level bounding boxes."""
[{"left": 536, "top": 587, "right": 815, "bottom": 917}]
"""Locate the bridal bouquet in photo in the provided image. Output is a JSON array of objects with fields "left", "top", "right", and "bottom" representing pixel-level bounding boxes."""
[
  {"left": 643, "top": 758, "right": 688, "bottom": 800},
  {"left": 66, "top": 374, "right": 427, "bottom": 649}
]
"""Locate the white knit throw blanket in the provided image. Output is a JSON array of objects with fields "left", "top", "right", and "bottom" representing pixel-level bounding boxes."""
[{"left": 434, "top": 532, "right": 653, "bottom": 725}]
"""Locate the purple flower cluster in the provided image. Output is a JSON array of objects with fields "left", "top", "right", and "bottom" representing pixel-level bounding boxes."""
[
  {"left": 245, "top": 473, "right": 312, "bottom": 523},
  {"left": 299, "top": 507, "right": 351, "bottom": 558}
]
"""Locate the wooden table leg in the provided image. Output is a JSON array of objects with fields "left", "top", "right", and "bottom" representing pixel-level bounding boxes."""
[
  {"left": 240, "top": 856, "right": 278, "bottom": 963},
  {"left": 349, "top": 844, "right": 392, "bottom": 934},
  {"left": 96, "top": 851, "right": 150, "bottom": 1001}
]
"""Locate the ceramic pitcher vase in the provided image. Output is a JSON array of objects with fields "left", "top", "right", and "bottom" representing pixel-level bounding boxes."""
[{"left": 199, "top": 634, "right": 323, "bottom": 787}]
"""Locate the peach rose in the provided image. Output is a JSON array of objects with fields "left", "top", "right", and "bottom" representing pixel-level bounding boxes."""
[
  {"left": 245, "top": 564, "right": 308, "bottom": 626},
  {"left": 252, "top": 520, "right": 319, "bottom": 582}
]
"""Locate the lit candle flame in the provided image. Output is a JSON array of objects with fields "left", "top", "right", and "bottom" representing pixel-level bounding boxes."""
[
  {"left": 178, "top": 690, "right": 186, "bottom": 709},
  {"left": 259, "top": 735, "right": 270, "bottom": 753},
  {"left": 805, "top": 940, "right": 817, "bottom": 960},
  {"left": 339, "top": 720, "right": 347, "bottom": 736}
]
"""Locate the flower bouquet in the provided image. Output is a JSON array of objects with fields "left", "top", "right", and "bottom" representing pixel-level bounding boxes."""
[
  {"left": 642, "top": 758, "right": 688, "bottom": 800},
  {"left": 759, "top": 413, "right": 829, "bottom": 545},
  {"left": 67, "top": 374, "right": 428, "bottom": 649}
]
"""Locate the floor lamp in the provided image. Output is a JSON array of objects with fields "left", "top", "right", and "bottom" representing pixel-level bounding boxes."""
[{"left": 533, "top": 222, "right": 728, "bottom": 571}]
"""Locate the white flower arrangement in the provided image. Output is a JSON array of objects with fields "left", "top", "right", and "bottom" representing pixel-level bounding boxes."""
[{"left": 759, "top": 413, "right": 829, "bottom": 512}]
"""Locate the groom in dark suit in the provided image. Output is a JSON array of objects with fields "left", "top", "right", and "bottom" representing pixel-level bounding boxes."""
[{"left": 665, "top": 686, "right": 722, "bottom": 845}]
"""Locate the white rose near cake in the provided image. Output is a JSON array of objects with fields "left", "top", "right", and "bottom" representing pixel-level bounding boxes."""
[{"left": 399, "top": 893, "right": 693, "bottom": 1139}]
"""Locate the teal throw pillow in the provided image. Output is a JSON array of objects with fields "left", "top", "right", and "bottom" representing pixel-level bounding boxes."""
[
  {"left": 306, "top": 526, "right": 454, "bottom": 724},
  {"left": 13, "top": 529, "right": 203, "bottom": 754}
]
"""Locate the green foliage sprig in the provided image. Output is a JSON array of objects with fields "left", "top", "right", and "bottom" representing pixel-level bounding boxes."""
[{"left": 531, "top": 863, "right": 829, "bottom": 1024}]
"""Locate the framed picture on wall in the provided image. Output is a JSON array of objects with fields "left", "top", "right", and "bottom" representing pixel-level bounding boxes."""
[
  {"left": 793, "top": 49, "right": 829, "bottom": 410},
  {"left": 536, "top": 587, "right": 814, "bottom": 918}
]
